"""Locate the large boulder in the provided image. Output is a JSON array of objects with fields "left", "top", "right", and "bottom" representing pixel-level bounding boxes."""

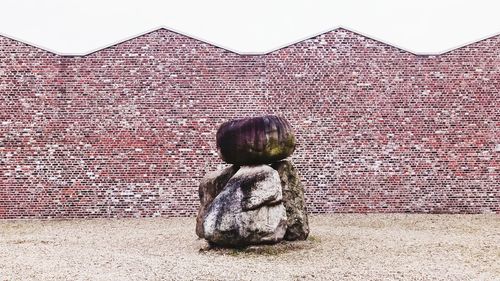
[
  {"left": 271, "top": 160, "right": 310, "bottom": 240},
  {"left": 216, "top": 115, "right": 296, "bottom": 165},
  {"left": 203, "top": 165, "right": 287, "bottom": 247},
  {"left": 196, "top": 165, "right": 239, "bottom": 238}
]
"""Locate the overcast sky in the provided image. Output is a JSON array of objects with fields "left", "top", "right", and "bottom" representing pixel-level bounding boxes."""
[{"left": 0, "top": 0, "right": 499, "bottom": 55}]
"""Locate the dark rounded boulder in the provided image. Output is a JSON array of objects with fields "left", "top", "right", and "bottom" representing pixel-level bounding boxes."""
[{"left": 216, "top": 115, "right": 296, "bottom": 165}]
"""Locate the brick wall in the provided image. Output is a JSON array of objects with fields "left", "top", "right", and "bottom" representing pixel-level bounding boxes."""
[{"left": 1, "top": 28, "right": 498, "bottom": 218}]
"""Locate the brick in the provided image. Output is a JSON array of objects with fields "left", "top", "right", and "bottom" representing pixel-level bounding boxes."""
[{"left": 0, "top": 28, "right": 498, "bottom": 219}]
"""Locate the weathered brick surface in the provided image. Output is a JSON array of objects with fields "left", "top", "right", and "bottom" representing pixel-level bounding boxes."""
[{"left": 0, "top": 28, "right": 498, "bottom": 218}]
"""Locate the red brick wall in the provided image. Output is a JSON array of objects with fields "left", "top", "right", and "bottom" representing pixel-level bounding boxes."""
[{"left": 1, "top": 28, "right": 498, "bottom": 218}]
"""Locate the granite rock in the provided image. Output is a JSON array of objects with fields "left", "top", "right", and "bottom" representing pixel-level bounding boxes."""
[
  {"left": 196, "top": 165, "right": 239, "bottom": 238},
  {"left": 272, "top": 160, "right": 310, "bottom": 240},
  {"left": 203, "top": 165, "right": 287, "bottom": 247}
]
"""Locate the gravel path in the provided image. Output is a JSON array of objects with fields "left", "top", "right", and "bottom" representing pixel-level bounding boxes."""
[{"left": 1, "top": 214, "right": 499, "bottom": 281}]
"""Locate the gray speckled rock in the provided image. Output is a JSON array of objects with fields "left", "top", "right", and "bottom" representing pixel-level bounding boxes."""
[
  {"left": 203, "top": 165, "right": 287, "bottom": 247},
  {"left": 271, "top": 160, "right": 310, "bottom": 241},
  {"left": 196, "top": 165, "right": 239, "bottom": 238}
]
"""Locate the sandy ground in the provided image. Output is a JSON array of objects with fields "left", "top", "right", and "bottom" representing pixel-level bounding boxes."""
[{"left": 0, "top": 214, "right": 499, "bottom": 281}]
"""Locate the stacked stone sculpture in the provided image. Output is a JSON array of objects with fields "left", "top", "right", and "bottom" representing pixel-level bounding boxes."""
[{"left": 196, "top": 115, "right": 309, "bottom": 247}]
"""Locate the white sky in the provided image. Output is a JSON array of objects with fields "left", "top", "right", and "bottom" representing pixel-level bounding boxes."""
[{"left": 0, "top": 0, "right": 499, "bottom": 55}]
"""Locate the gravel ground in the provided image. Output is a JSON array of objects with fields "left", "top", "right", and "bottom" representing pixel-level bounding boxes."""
[{"left": 0, "top": 214, "right": 499, "bottom": 281}]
